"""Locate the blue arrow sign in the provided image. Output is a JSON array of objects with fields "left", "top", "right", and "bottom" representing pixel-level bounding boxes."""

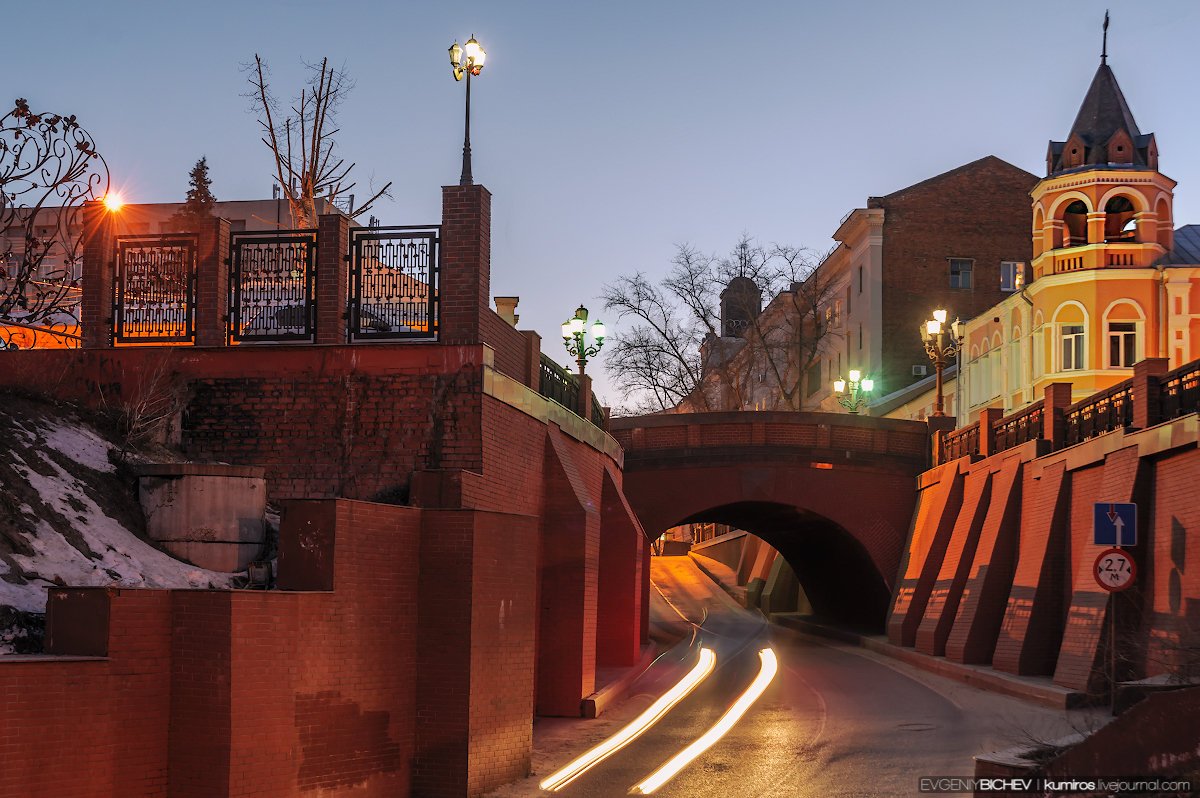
[{"left": 1094, "top": 502, "right": 1137, "bottom": 546}]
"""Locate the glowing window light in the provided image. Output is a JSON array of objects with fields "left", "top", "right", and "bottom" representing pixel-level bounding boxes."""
[
  {"left": 539, "top": 647, "right": 717, "bottom": 792},
  {"left": 632, "top": 648, "right": 779, "bottom": 794}
]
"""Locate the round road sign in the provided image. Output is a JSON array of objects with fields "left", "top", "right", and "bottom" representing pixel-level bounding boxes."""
[{"left": 1093, "top": 547, "right": 1136, "bottom": 592}]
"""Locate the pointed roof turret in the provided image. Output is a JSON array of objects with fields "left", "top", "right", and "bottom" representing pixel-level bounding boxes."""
[{"left": 1046, "top": 15, "right": 1158, "bottom": 175}]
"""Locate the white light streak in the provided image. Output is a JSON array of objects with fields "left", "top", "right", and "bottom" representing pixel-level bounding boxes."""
[
  {"left": 539, "top": 647, "right": 717, "bottom": 792},
  {"left": 632, "top": 647, "right": 778, "bottom": 794}
]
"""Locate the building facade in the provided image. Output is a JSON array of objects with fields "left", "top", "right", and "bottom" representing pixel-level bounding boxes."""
[{"left": 957, "top": 56, "right": 1200, "bottom": 420}]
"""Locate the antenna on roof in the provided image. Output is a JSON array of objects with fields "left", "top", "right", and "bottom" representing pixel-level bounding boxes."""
[{"left": 1102, "top": 10, "right": 1110, "bottom": 65}]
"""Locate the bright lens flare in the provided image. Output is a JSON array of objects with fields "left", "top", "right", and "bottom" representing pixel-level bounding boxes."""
[
  {"left": 539, "top": 647, "right": 717, "bottom": 792},
  {"left": 632, "top": 648, "right": 779, "bottom": 795},
  {"left": 102, "top": 193, "right": 124, "bottom": 212}
]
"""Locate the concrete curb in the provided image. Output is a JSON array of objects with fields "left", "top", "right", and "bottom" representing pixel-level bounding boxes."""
[
  {"left": 581, "top": 642, "right": 659, "bottom": 719},
  {"left": 774, "top": 615, "right": 1088, "bottom": 710},
  {"left": 687, "top": 552, "right": 748, "bottom": 607}
]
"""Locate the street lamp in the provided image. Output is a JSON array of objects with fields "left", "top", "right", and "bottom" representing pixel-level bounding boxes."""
[
  {"left": 921, "top": 308, "right": 963, "bottom": 417},
  {"left": 562, "top": 304, "right": 606, "bottom": 380},
  {"left": 833, "top": 368, "right": 874, "bottom": 414},
  {"left": 448, "top": 35, "right": 486, "bottom": 186}
]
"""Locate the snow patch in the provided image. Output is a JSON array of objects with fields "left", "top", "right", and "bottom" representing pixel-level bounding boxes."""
[{"left": 40, "top": 418, "right": 117, "bottom": 473}]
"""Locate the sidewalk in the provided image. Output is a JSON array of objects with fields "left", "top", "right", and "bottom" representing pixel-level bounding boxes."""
[{"left": 688, "top": 550, "right": 1087, "bottom": 710}]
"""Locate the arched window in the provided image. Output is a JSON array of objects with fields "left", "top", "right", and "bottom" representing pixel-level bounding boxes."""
[
  {"left": 1053, "top": 303, "right": 1088, "bottom": 372},
  {"left": 1063, "top": 200, "right": 1089, "bottom": 246},
  {"left": 1104, "top": 196, "right": 1137, "bottom": 242},
  {"left": 1104, "top": 301, "right": 1144, "bottom": 368}
]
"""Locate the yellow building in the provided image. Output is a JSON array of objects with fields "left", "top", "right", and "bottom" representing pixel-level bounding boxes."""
[{"left": 952, "top": 53, "right": 1200, "bottom": 419}]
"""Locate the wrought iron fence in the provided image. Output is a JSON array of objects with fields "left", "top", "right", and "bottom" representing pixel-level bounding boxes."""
[
  {"left": 113, "top": 234, "right": 197, "bottom": 344},
  {"left": 591, "top": 398, "right": 605, "bottom": 428},
  {"left": 941, "top": 421, "right": 979, "bottom": 463},
  {"left": 992, "top": 400, "right": 1045, "bottom": 454},
  {"left": 1159, "top": 360, "right": 1200, "bottom": 421},
  {"left": 539, "top": 353, "right": 579, "bottom": 410},
  {"left": 1065, "top": 379, "right": 1133, "bottom": 446},
  {"left": 229, "top": 230, "right": 318, "bottom": 343},
  {"left": 349, "top": 227, "right": 438, "bottom": 340}
]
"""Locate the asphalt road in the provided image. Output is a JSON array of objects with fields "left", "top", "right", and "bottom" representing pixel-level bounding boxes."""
[{"left": 490, "top": 556, "right": 1098, "bottom": 798}]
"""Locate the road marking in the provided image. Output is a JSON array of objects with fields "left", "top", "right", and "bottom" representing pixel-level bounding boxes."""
[
  {"left": 631, "top": 648, "right": 779, "bottom": 794},
  {"left": 784, "top": 664, "right": 828, "bottom": 749},
  {"left": 539, "top": 647, "right": 717, "bottom": 792}
]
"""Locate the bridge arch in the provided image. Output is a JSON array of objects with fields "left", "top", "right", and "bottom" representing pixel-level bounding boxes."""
[{"left": 611, "top": 411, "right": 931, "bottom": 628}]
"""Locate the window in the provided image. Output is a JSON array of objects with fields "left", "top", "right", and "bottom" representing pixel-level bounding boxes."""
[
  {"left": 1061, "top": 324, "right": 1085, "bottom": 370},
  {"left": 857, "top": 323, "right": 863, "bottom": 351},
  {"left": 858, "top": 265, "right": 863, "bottom": 294},
  {"left": 846, "top": 287, "right": 851, "bottom": 315},
  {"left": 833, "top": 299, "right": 843, "bottom": 327},
  {"left": 1000, "top": 261, "right": 1024, "bottom": 292},
  {"left": 806, "top": 361, "right": 822, "bottom": 397},
  {"left": 1108, "top": 322, "right": 1137, "bottom": 367},
  {"left": 949, "top": 258, "right": 974, "bottom": 289}
]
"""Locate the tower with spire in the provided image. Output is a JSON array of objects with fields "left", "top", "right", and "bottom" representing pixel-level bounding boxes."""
[{"left": 1032, "top": 14, "right": 1175, "bottom": 279}]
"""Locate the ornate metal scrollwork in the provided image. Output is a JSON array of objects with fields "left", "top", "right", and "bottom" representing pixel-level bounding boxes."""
[{"left": 0, "top": 98, "right": 109, "bottom": 349}]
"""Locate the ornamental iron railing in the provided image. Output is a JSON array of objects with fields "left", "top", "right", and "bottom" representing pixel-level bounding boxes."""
[
  {"left": 1160, "top": 360, "right": 1200, "bottom": 421},
  {"left": 539, "top": 353, "right": 579, "bottom": 411},
  {"left": 1065, "top": 380, "right": 1133, "bottom": 446},
  {"left": 941, "top": 421, "right": 979, "bottom": 463},
  {"left": 229, "top": 230, "right": 318, "bottom": 343},
  {"left": 992, "top": 399, "right": 1044, "bottom": 454},
  {"left": 349, "top": 226, "right": 438, "bottom": 340},
  {"left": 113, "top": 234, "right": 197, "bottom": 344}
]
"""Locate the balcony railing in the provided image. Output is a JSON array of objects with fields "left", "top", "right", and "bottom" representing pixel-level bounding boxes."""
[
  {"left": 941, "top": 421, "right": 979, "bottom": 463},
  {"left": 538, "top": 353, "right": 605, "bottom": 429}
]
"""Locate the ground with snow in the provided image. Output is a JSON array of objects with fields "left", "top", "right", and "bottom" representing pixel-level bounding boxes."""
[{"left": 0, "top": 393, "right": 236, "bottom": 654}]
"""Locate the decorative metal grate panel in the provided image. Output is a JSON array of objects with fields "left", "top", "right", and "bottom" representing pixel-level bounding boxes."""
[
  {"left": 114, "top": 235, "right": 197, "bottom": 344},
  {"left": 229, "top": 230, "right": 318, "bottom": 343},
  {"left": 349, "top": 227, "right": 439, "bottom": 340}
]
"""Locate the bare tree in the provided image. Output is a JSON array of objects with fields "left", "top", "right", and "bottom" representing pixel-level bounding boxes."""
[
  {"left": 603, "top": 234, "right": 842, "bottom": 414},
  {"left": 246, "top": 56, "right": 391, "bottom": 228},
  {"left": 0, "top": 98, "right": 107, "bottom": 349}
]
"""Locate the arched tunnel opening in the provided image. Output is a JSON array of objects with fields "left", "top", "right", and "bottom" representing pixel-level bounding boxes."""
[{"left": 666, "top": 501, "right": 892, "bottom": 632}]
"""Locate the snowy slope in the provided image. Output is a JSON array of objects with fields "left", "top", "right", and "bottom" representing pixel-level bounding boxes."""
[{"left": 0, "top": 399, "right": 235, "bottom": 653}]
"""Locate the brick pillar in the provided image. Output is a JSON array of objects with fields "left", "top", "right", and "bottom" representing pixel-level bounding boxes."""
[
  {"left": 596, "top": 473, "right": 642, "bottom": 669},
  {"left": 1131, "top": 357, "right": 1170, "bottom": 430},
  {"left": 521, "top": 330, "right": 542, "bottom": 390},
  {"left": 927, "top": 416, "right": 956, "bottom": 467},
  {"left": 440, "top": 184, "right": 491, "bottom": 344},
  {"left": 81, "top": 200, "right": 115, "bottom": 349},
  {"left": 1043, "top": 382, "right": 1073, "bottom": 450},
  {"left": 315, "top": 213, "right": 349, "bottom": 345},
  {"left": 579, "top": 373, "right": 594, "bottom": 421},
  {"left": 194, "top": 216, "right": 230, "bottom": 347},
  {"left": 978, "top": 407, "right": 1004, "bottom": 457}
]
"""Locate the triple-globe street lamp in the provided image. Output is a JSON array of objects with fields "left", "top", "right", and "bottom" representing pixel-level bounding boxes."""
[
  {"left": 921, "top": 308, "right": 963, "bottom": 417},
  {"left": 833, "top": 369, "right": 874, "bottom": 414},
  {"left": 448, "top": 35, "right": 486, "bottom": 186}
]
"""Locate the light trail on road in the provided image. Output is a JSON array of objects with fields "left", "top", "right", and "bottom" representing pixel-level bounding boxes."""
[
  {"left": 539, "top": 647, "right": 718, "bottom": 792},
  {"left": 631, "top": 648, "right": 779, "bottom": 795}
]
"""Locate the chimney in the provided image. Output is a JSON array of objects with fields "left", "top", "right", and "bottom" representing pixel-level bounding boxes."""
[{"left": 494, "top": 296, "right": 519, "bottom": 326}]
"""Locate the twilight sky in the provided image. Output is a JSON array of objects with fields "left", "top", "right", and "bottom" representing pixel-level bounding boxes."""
[{"left": 10, "top": 0, "right": 1199, "bottom": 405}]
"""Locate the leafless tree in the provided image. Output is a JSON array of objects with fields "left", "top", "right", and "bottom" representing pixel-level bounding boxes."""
[
  {"left": 246, "top": 56, "right": 391, "bottom": 228},
  {"left": 603, "top": 234, "right": 841, "bottom": 414},
  {"left": 0, "top": 98, "right": 107, "bottom": 349}
]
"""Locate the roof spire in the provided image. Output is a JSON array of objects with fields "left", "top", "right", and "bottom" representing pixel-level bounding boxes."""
[{"left": 1102, "top": 10, "right": 1110, "bottom": 65}]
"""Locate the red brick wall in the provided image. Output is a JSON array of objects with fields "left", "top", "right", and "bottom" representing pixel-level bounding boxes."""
[
  {"left": 481, "top": 309, "right": 531, "bottom": 386},
  {"left": 876, "top": 156, "right": 1036, "bottom": 395},
  {"left": 0, "top": 589, "right": 173, "bottom": 798}
]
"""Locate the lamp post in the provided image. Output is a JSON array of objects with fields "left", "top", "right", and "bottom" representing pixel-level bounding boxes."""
[
  {"left": 833, "top": 369, "right": 874, "bottom": 414},
  {"left": 448, "top": 35, "right": 486, "bottom": 186},
  {"left": 561, "top": 305, "right": 606, "bottom": 381},
  {"left": 921, "top": 308, "right": 963, "bottom": 417}
]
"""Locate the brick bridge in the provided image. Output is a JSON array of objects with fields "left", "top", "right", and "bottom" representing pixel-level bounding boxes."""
[{"left": 610, "top": 411, "right": 932, "bottom": 626}]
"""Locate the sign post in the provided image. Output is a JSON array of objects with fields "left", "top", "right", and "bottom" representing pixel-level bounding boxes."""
[
  {"left": 1093, "top": 502, "right": 1137, "bottom": 546},
  {"left": 1092, "top": 501, "right": 1137, "bottom": 712}
]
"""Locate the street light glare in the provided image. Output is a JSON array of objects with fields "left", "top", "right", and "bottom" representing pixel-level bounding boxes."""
[
  {"left": 933, "top": 308, "right": 948, "bottom": 324},
  {"left": 849, "top": 368, "right": 861, "bottom": 382}
]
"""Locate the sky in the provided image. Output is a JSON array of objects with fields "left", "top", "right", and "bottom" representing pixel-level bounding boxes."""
[{"left": 9, "top": 0, "right": 1200, "bottom": 405}]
